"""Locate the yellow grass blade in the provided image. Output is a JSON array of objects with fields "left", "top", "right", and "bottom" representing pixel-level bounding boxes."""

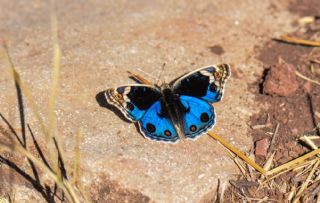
[
  {"left": 262, "top": 160, "right": 315, "bottom": 186},
  {"left": 0, "top": 46, "right": 47, "bottom": 137},
  {"left": 293, "top": 160, "right": 320, "bottom": 202},
  {"left": 47, "top": 5, "right": 64, "bottom": 182},
  {"left": 207, "top": 131, "right": 266, "bottom": 175},
  {"left": 295, "top": 70, "right": 320, "bottom": 86},
  {"left": 47, "top": 4, "right": 61, "bottom": 135},
  {"left": 263, "top": 152, "right": 275, "bottom": 172},
  {"left": 267, "top": 149, "right": 320, "bottom": 175},
  {"left": 226, "top": 149, "right": 249, "bottom": 179},
  {"left": 278, "top": 35, "right": 320, "bottom": 47},
  {"left": 300, "top": 135, "right": 319, "bottom": 153}
]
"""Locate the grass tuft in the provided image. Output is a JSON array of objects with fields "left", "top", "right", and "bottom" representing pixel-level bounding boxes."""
[
  {"left": 0, "top": 4, "right": 88, "bottom": 203},
  {"left": 208, "top": 130, "right": 320, "bottom": 201}
]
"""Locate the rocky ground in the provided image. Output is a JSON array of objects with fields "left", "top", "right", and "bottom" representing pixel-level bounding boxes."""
[{"left": 0, "top": 0, "right": 319, "bottom": 202}]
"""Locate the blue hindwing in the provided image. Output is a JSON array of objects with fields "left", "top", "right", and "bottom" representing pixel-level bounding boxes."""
[
  {"left": 126, "top": 102, "right": 146, "bottom": 121},
  {"left": 139, "top": 101, "right": 179, "bottom": 142},
  {"left": 180, "top": 95, "right": 215, "bottom": 139}
]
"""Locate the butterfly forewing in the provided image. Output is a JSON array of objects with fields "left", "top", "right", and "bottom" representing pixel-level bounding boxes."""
[
  {"left": 171, "top": 64, "right": 231, "bottom": 103},
  {"left": 105, "top": 85, "right": 161, "bottom": 121}
]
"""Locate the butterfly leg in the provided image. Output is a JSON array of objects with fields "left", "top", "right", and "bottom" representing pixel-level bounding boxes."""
[{"left": 127, "top": 71, "right": 153, "bottom": 85}]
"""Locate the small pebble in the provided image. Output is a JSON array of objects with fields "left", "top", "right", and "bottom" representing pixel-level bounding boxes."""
[{"left": 255, "top": 138, "right": 269, "bottom": 157}]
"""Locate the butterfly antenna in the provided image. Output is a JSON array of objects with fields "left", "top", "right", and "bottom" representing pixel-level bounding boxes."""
[{"left": 156, "top": 63, "right": 166, "bottom": 86}]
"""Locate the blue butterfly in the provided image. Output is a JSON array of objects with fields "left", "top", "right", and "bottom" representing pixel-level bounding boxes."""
[{"left": 105, "top": 64, "right": 231, "bottom": 143}]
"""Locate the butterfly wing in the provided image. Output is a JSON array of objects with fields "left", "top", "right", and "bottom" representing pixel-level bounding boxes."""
[
  {"left": 171, "top": 64, "right": 231, "bottom": 103},
  {"left": 105, "top": 85, "right": 161, "bottom": 121},
  {"left": 170, "top": 64, "right": 230, "bottom": 138},
  {"left": 138, "top": 100, "right": 179, "bottom": 142},
  {"left": 179, "top": 95, "right": 215, "bottom": 139}
]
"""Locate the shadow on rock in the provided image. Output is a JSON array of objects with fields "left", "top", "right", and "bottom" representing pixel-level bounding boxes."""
[{"left": 96, "top": 91, "right": 131, "bottom": 123}]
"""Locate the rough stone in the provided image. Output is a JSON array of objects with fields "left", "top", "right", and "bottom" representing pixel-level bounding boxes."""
[{"left": 263, "top": 63, "right": 299, "bottom": 97}]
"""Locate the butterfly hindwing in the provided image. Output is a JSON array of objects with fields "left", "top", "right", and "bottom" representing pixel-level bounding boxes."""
[
  {"left": 139, "top": 101, "right": 179, "bottom": 142},
  {"left": 105, "top": 85, "right": 161, "bottom": 121},
  {"left": 171, "top": 64, "right": 230, "bottom": 103},
  {"left": 180, "top": 95, "right": 215, "bottom": 139}
]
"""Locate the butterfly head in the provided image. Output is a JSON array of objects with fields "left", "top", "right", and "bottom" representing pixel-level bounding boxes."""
[{"left": 156, "top": 82, "right": 170, "bottom": 91}]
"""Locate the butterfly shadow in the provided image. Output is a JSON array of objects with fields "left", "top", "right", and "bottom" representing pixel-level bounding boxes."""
[{"left": 95, "top": 91, "right": 131, "bottom": 123}]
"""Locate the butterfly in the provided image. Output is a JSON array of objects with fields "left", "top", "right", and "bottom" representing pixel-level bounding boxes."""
[{"left": 105, "top": 64, "right": 231, "bottom": 143}]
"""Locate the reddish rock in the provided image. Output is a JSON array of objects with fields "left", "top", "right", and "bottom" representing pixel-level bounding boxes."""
[
  {"left": 255, "top": 138, "right": 269, "bottom": 157},
  {"left": 263, "top": 63, "right": 299, "bottom": 96}
]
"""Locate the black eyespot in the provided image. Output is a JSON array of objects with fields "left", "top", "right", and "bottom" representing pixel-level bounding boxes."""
[
  {"left": 126, "top": 102, "right": 134, "bottom": 111},
  {"left": 190, "top": 125, "right": 197, "bottom": 132},
  {"left": 146, "top": 123, "right": 156, "bottom": 133},
  {"left": 210, "top": 83, "right": 216, "bottom": 92},
  {"left": 164, "top": 130, "right": 171, "bottom": 136},
  {"left": 200, "top": 113, "right": 209, "bottom": 122}
]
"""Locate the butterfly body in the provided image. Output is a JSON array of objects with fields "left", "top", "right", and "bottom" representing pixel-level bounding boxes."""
[
  {"left": 105, "top": 64, "right": 230, "bottom": 143},
  {"left": 159, "top": 86, "right": 187, "bottom": 128}
]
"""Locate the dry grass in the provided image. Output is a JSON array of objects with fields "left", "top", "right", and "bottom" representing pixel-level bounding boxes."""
[
  {"left": 208, "top": 129, "right": 320, "bottom": 202},
  {"left": 295, "top": 70, "right": 320, "bottom": 86},
  {"left": 0, "top": 5, "right": 88, "bottom": 203},
  {"left": 277, "top": 34, "right": 320, "bottom": 47},
  {"left": 207, "top": 131, "right": 266, "bottom": 175}
]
